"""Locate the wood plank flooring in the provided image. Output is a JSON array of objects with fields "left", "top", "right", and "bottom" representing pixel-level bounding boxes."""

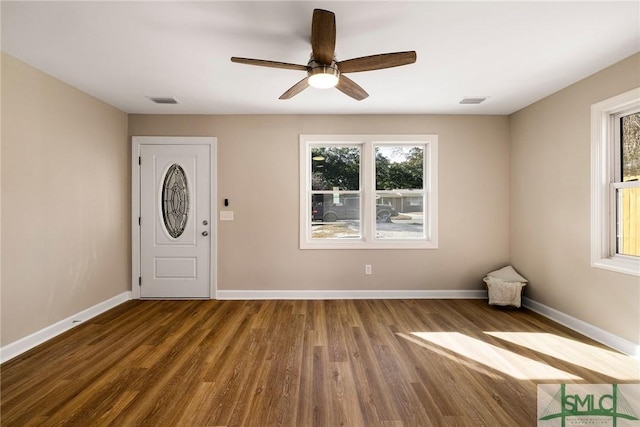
[{"left": 1, "top": 299, "right": 638, "bottom": 426}]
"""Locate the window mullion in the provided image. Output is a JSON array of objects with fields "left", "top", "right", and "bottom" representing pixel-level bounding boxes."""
[{"left": 362, "top": 141, "right": 374, "bottom": 242}]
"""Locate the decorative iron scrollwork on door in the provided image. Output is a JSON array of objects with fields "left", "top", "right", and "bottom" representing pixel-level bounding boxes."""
[{"left": 162, "top": 164, "right": 189, "bottom": 238}]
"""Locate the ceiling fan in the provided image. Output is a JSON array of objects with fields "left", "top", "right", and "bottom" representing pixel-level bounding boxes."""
[{"left": 230, "top": 9, "right": 417, "bottom": 101}]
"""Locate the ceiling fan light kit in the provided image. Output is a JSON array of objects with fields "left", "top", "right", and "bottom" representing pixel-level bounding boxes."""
[
  {"left": 307, "top": 61, "right": 340, "bottom": 89},
  {"left": 231, "top": 9, "right": 416, "bottom": 100}
]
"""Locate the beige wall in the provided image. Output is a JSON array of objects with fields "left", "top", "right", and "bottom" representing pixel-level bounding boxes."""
[
  {"left": 1, "top": 54, "right": 130, "bottom": 346},
  {"left": 129, "top": 114, "right": 510, "bottom": 293},
  {"left": 509, "top": 53, "right": 640, "bottom": 345}
]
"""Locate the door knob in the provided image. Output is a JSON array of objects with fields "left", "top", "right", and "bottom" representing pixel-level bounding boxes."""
[{"left": 202, "top": 231, "right": 209, "bottom": 236}]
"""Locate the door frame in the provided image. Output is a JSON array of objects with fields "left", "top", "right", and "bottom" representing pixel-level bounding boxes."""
[{"left": 131, "top": 136, "right": 217, "bottom": 299}]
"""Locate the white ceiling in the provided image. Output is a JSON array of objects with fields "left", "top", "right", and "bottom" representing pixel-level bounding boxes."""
[{"left": 2, "top": 1, "right": 639, "bottom": 115}]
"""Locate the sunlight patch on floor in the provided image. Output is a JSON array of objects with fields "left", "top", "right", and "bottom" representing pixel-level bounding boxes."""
[
  {"left": 485, "top": 332, "right": 640, "bottom": 380},
  {"left": 409, "top": 332, "right": 582, "bottom": 380},
  {"left": 396, "top": 332, "right": 506, "bottom": 380}
]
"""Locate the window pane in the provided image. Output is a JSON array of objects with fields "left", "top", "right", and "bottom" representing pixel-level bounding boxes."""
[
  {"left": 375, "top": 192, "right": 425, "bottom": 239},
  {"left": 310, "top": 194, "right": 361, "bottom": 239},
  {"left": 375, "top": 146, "right": 423, "bottom": 190},
  {"left": 162, "top": 164, "right": 189, "bottom": 239},
  {"left": 616, "top": 186, "right": 639, "bottom": 256},
  {"left": 621, "top": 113, "right": 640, "bottom": 182},
  {"left": 311, "top": 146, "right": 360, "bottom": 191},
  {"left": 375, "top": 145, "right": 425, "bottom": 239}
]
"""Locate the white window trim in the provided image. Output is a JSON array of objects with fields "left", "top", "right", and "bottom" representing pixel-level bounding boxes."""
[
  {"left": 590, "top": 87, "right": 640, "bottom": 276},
  {"left": 300, "top": 134, "right": 438, "bottom": 250}
]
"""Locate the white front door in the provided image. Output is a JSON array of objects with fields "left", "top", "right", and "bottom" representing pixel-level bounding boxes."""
[{"left": 138, "top": 142, "right": 212, "bottom": 298}]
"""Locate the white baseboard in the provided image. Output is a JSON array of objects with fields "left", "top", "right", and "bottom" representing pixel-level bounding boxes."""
[
  {"left": 216, "top": 289, "right": 488, "bottom": 300},
  {"left": 0, "top": 291, "right": 131, "bottom": 364},
  {"left": 7, "top": 291, "right": 634, "bottom": 363},
  {"left": 523, "top": 297, "right": 639, "bottom": 358}
]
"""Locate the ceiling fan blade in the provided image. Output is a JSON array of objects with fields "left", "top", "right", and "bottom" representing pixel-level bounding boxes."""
[
  {"left": 336, "top": 75, "right": 369, "bottom": 101},
  {"left": 231, "top": 57, "right": 308, "bottom": 72},
  {"left": 279, "top": 77, "right": 310, "bottom": 99},
  {"left": 311, "top": 9, "right": 336, "bottom": 65},
  {"left": 337, "top": 51, "right": 417, "bottom": 73}
]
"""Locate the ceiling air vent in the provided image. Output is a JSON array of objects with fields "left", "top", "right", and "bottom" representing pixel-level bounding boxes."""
[
  {"left": 148, "top": 97, "right": 179, "bottom": 105},
  {"left": 459, "top": 97, "right": 488, "bottom": 105}
]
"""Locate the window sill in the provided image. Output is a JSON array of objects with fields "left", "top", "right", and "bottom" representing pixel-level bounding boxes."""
[
  {"left": 300, "top": 240, "right": 438, "bottom": 250},
  {"left": 592, "top": 255, "right": 640, "bottom": 277}
]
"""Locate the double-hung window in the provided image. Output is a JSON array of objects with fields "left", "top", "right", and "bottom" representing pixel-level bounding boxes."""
[
  {"left": 300, "top": 135, "right": 438, "bottom": 249},
  {"left": 591, "top": 88, "right": 640, "bottom": 275}
]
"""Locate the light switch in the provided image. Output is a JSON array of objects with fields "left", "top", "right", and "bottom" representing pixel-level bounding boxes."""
[{"left": 219, "top": 211, "right": 234, "bottom": 221}]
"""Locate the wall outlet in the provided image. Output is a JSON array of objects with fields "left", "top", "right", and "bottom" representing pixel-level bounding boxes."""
[{"left": 365, "top": 264, "right": 372, "bottom": 275}]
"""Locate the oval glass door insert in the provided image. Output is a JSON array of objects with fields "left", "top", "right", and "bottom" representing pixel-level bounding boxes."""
[{"left": 162, "top": 164, "right": 190, "bottom": 238}]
